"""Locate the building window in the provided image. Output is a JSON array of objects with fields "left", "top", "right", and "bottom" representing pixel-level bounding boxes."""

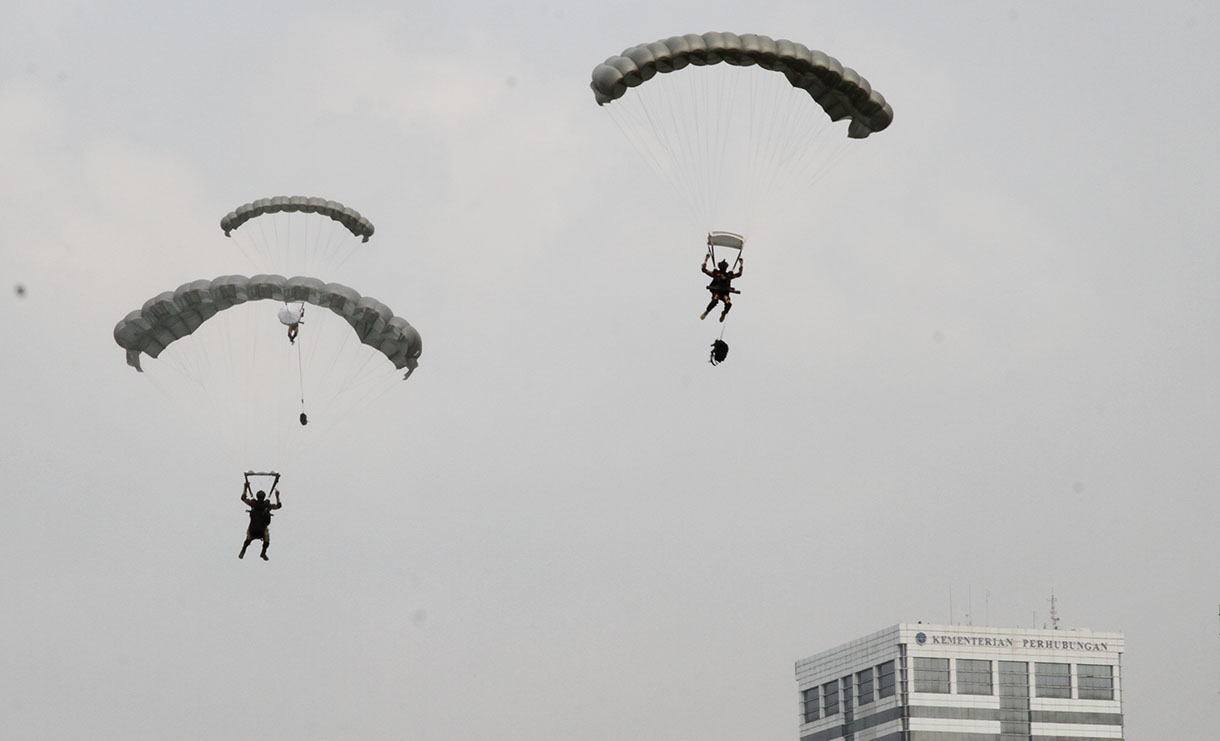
[
  {"left": 856, "top": 667, "right": 874, "bottom": 705},
  {"left": 1078, "top": 664, "right": 1114, "bottom": 700},
  {"left": 876, "top": 660, "right": 896, "bottom": 698},
  {"left": 913, "top": 657, "right": 950, "bottom": 693},
  {"left": 822, "top": 680, "right": 839, "bottom": 716},
  {"left": 802, "top": 687, "right": 819, "bottom": 723},
  {"left": 1035, "top": 662, "right": 1071, "bottom": 698},
  {"left": 999, "top": 661, "right": 1029, "bottom": 697},
  {"left": 956, "top": 658, "right": 993, "bottom": 695}
]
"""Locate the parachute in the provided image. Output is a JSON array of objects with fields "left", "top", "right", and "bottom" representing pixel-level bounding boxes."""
[
  {"left": 219, "top": 196, "right": 375, "bottom": 275},
  {"left": 114, "top": 274, "right": 422, "bottom": 467},
  {"left": 590, "top": 32, "right": 893, "bottom": 138},
  {"left": 590, "top": 32, "right": 893, "bottom": 235},
  {"left": 221, "top": 197, "right": 374, "bottom": 242},
  {"left": 114, "top": 275, "right": 421, "bottom": 377}
]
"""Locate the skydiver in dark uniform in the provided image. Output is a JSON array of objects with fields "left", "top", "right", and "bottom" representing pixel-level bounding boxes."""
[
  {"left": 240, "top": 482, "right": 282, "bottom": 561},
  {"left": 700, "top": 256, "right": 743, "bottom": 322},
  {"left": 278, "top": 302, "right": 304, "bottom": 345}
]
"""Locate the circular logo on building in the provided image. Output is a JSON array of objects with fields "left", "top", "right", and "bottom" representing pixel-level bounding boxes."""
[{"left": 916, "top": 632, "right": 927, "bottom": 645}]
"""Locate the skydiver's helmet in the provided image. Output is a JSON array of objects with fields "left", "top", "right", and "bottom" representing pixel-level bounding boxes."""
[
  {"left": 717, "top": 260, "right": 729, "bottom": 272},
  {"left": 255, "top": 490, "right": 266, "bottom": 501}
]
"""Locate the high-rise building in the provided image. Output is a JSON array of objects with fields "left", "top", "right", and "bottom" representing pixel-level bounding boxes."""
[{"left": 794, "top": 623, "right": 1124, "bottom": 740}]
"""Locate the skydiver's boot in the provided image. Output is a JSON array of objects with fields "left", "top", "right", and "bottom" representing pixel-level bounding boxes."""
[
  {"left": 260, "top": 543, "right": 269, "bottom": 561},
  {"left": 239, "top": 541, "right": 249, "bottom": 559},
  {"left": 701, "top": 299, "right": 718, "bottom": 320},
  {"left": 719, "top": 305, "right": 731, "bottom": 322}
]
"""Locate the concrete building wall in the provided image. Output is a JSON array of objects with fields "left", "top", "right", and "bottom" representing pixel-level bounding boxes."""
[{"left": 795, "top": 623, "right": 1124, "bottom": 741}]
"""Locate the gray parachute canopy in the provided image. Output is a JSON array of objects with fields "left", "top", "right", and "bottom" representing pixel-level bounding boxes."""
[
  {"left": 113, "top": 275, "right": 421, "bottom": 378},
  {"left": 590, "top": 32, "right": 893, "bottom": 139},
  {"left": 220, "top": 196, "right": 375, "bottom": 242}
]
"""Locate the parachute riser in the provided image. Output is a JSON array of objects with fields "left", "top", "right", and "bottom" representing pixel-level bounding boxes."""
[
  {"left": 706, "top": 231, "right": 745, "bottom": 274},
  {"left": 244, "top": 471, "right": 281, "bottom": 493},
  {"left": 705, "top": 244, "right": 743, "bottom": 274}
]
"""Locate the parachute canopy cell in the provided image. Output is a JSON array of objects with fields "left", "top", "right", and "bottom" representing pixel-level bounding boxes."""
[
  {"left": 590, "top": 32, "right": 893, "bottom": 139},
  {"left": 220, "top": 196, "right": 375, "bottom": 242},
  {"left": 113, "top": 275, "right": 421, "bottom": 377}
]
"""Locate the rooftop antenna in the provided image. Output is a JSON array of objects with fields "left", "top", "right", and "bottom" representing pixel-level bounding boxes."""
[{"left": 1049, "top": 590, "right": 1060, "bottom": 630}]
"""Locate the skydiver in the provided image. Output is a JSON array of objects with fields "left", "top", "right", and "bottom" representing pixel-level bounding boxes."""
[
  {"left": 239, "top": 482, "right": 282, "bottom": 561},
  {"left": 700, "top": 256, "right": 743, "bottom": 322},
  {"left": 278, "top": 302, "right": 304, "bottom": 344}
]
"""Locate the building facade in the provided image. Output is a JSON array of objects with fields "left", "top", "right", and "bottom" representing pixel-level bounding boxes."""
[{"left": 794, "top": 623, "right": 1124, "bottom": 741}]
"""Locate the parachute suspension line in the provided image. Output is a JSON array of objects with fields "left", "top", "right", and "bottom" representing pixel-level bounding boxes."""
[
  {"left": 745, "top": 75, "right": 798, "bottom": 231},
  {"left": 636, "top": 84, "right": 696, "bottom": 215},
  {"left": 295, "top": 333, "right": 307, "bottom": 417},
  {"left": 331, "top": 238, "right": 362, "bottom": 275},
  {"left": 310, "top": 218, "right": 328, "bottom": 274},
  {"left": 309, "top": 366, "right": 402, "bottom": 451},
  {"left": 316, "top": 315, "right": 355, "bottom": 389},
  {"left": 324, "top": 219, "right": 349, "bottom": 271},
  {"left": 323, "top": 356, "right": 398, "bottom": 415},
  {"left": 253, "top": 213, "right": 274, "bottom": 268},
  {"left": 230, "top": 230, "right": 260, "bottom": 273},
  {"left": 284, "top": 211, "right": 292, "bottom": 272},
  {"left": 647, "top": 73, "right": 696, "bottom": 223},
  {"left": 683, "top": 70, "right": 708, "bottom": 221},
  {"left": 689, "top": 69, "right": 721, "bottom": 223},
  {"left": 685, "top": 68, "right": 719, "bottom": 225},
  {"left": 607, "top": 99, "right": 698, "bottom": 226},
  {"left": 653, "top": 69, "right": 709, "bottom": 222},
  {"left": 739, "top": 75, "right": 805, "bottom": 233},
  {"left": 707, "top": 65, "right": 739, "bottom": 224},
  {"left": 309, "top": 347, "right": 394, "bottom": 432}
]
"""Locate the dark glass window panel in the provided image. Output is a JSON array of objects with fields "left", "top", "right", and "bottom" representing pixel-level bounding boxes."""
[
  {"left": 1035, "top": 662, "right": 1072, "bottom": 698},
  {"left": 998, "top": 661, "right": 1029, "bottom": 690},
  {"left": 822, "top": 680, "right": 839, "bottom": 716},
  {"left": 856, "top": 668, "right": 874, "bottom": 705},
  {"left": 802, "top": 687, "right": 819, "bottom": 723},
  {"left": 876, "top": 660, "right": 896, "bottom": 698},
  {"left": 1077, "top": 664, "right": 1114, "bottom": 700},
  {"left": 913, "top": 657, "right": 950, "bottom": 693},
  {"left": 956, "top": 658, "right": 993, "bottom": 695}
]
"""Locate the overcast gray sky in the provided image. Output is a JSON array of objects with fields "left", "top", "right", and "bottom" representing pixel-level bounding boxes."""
[{"left": 3, "top": 1, "right": 1219, "bottom": 739}]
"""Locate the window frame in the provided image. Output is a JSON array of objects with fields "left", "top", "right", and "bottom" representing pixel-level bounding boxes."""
[
  {"left": 855, "top": 667, "right": 874, "bottom": 705},
  {"left": 1035, "top": 661, "right": 1072, "bottom": 699},
  {"left": 1077, "top": 664, "right": 1114, "bottom": 701},
  {"left": 913, "top": 657, "right": 951, "bottom": 694},
  {"left": 955, "top": 658, "right": 993, "bottom": 696},
  {"left": 822, "top": 679, "right": 839, "bottom": 716},
  {"left": 801, "top": 686, "right": 819, "bottom": 723},
  {"left": 876, "top": 660, "right": 896, "bottom": 699}
]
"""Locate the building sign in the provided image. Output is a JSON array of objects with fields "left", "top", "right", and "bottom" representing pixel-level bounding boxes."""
[{"left": 914, "top": 632, "right": 1110, "bottom": 652}]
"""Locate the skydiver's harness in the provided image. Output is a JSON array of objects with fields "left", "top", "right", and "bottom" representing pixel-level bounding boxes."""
[
  {"left": 704, "top": 232, "right": 743, "bottom": 299},
  {"left": 706, "top": 272, "right": 738, "bottom": 298},
  {"left": 243, "top": 471, "right": 280, "bottom": 534}
]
